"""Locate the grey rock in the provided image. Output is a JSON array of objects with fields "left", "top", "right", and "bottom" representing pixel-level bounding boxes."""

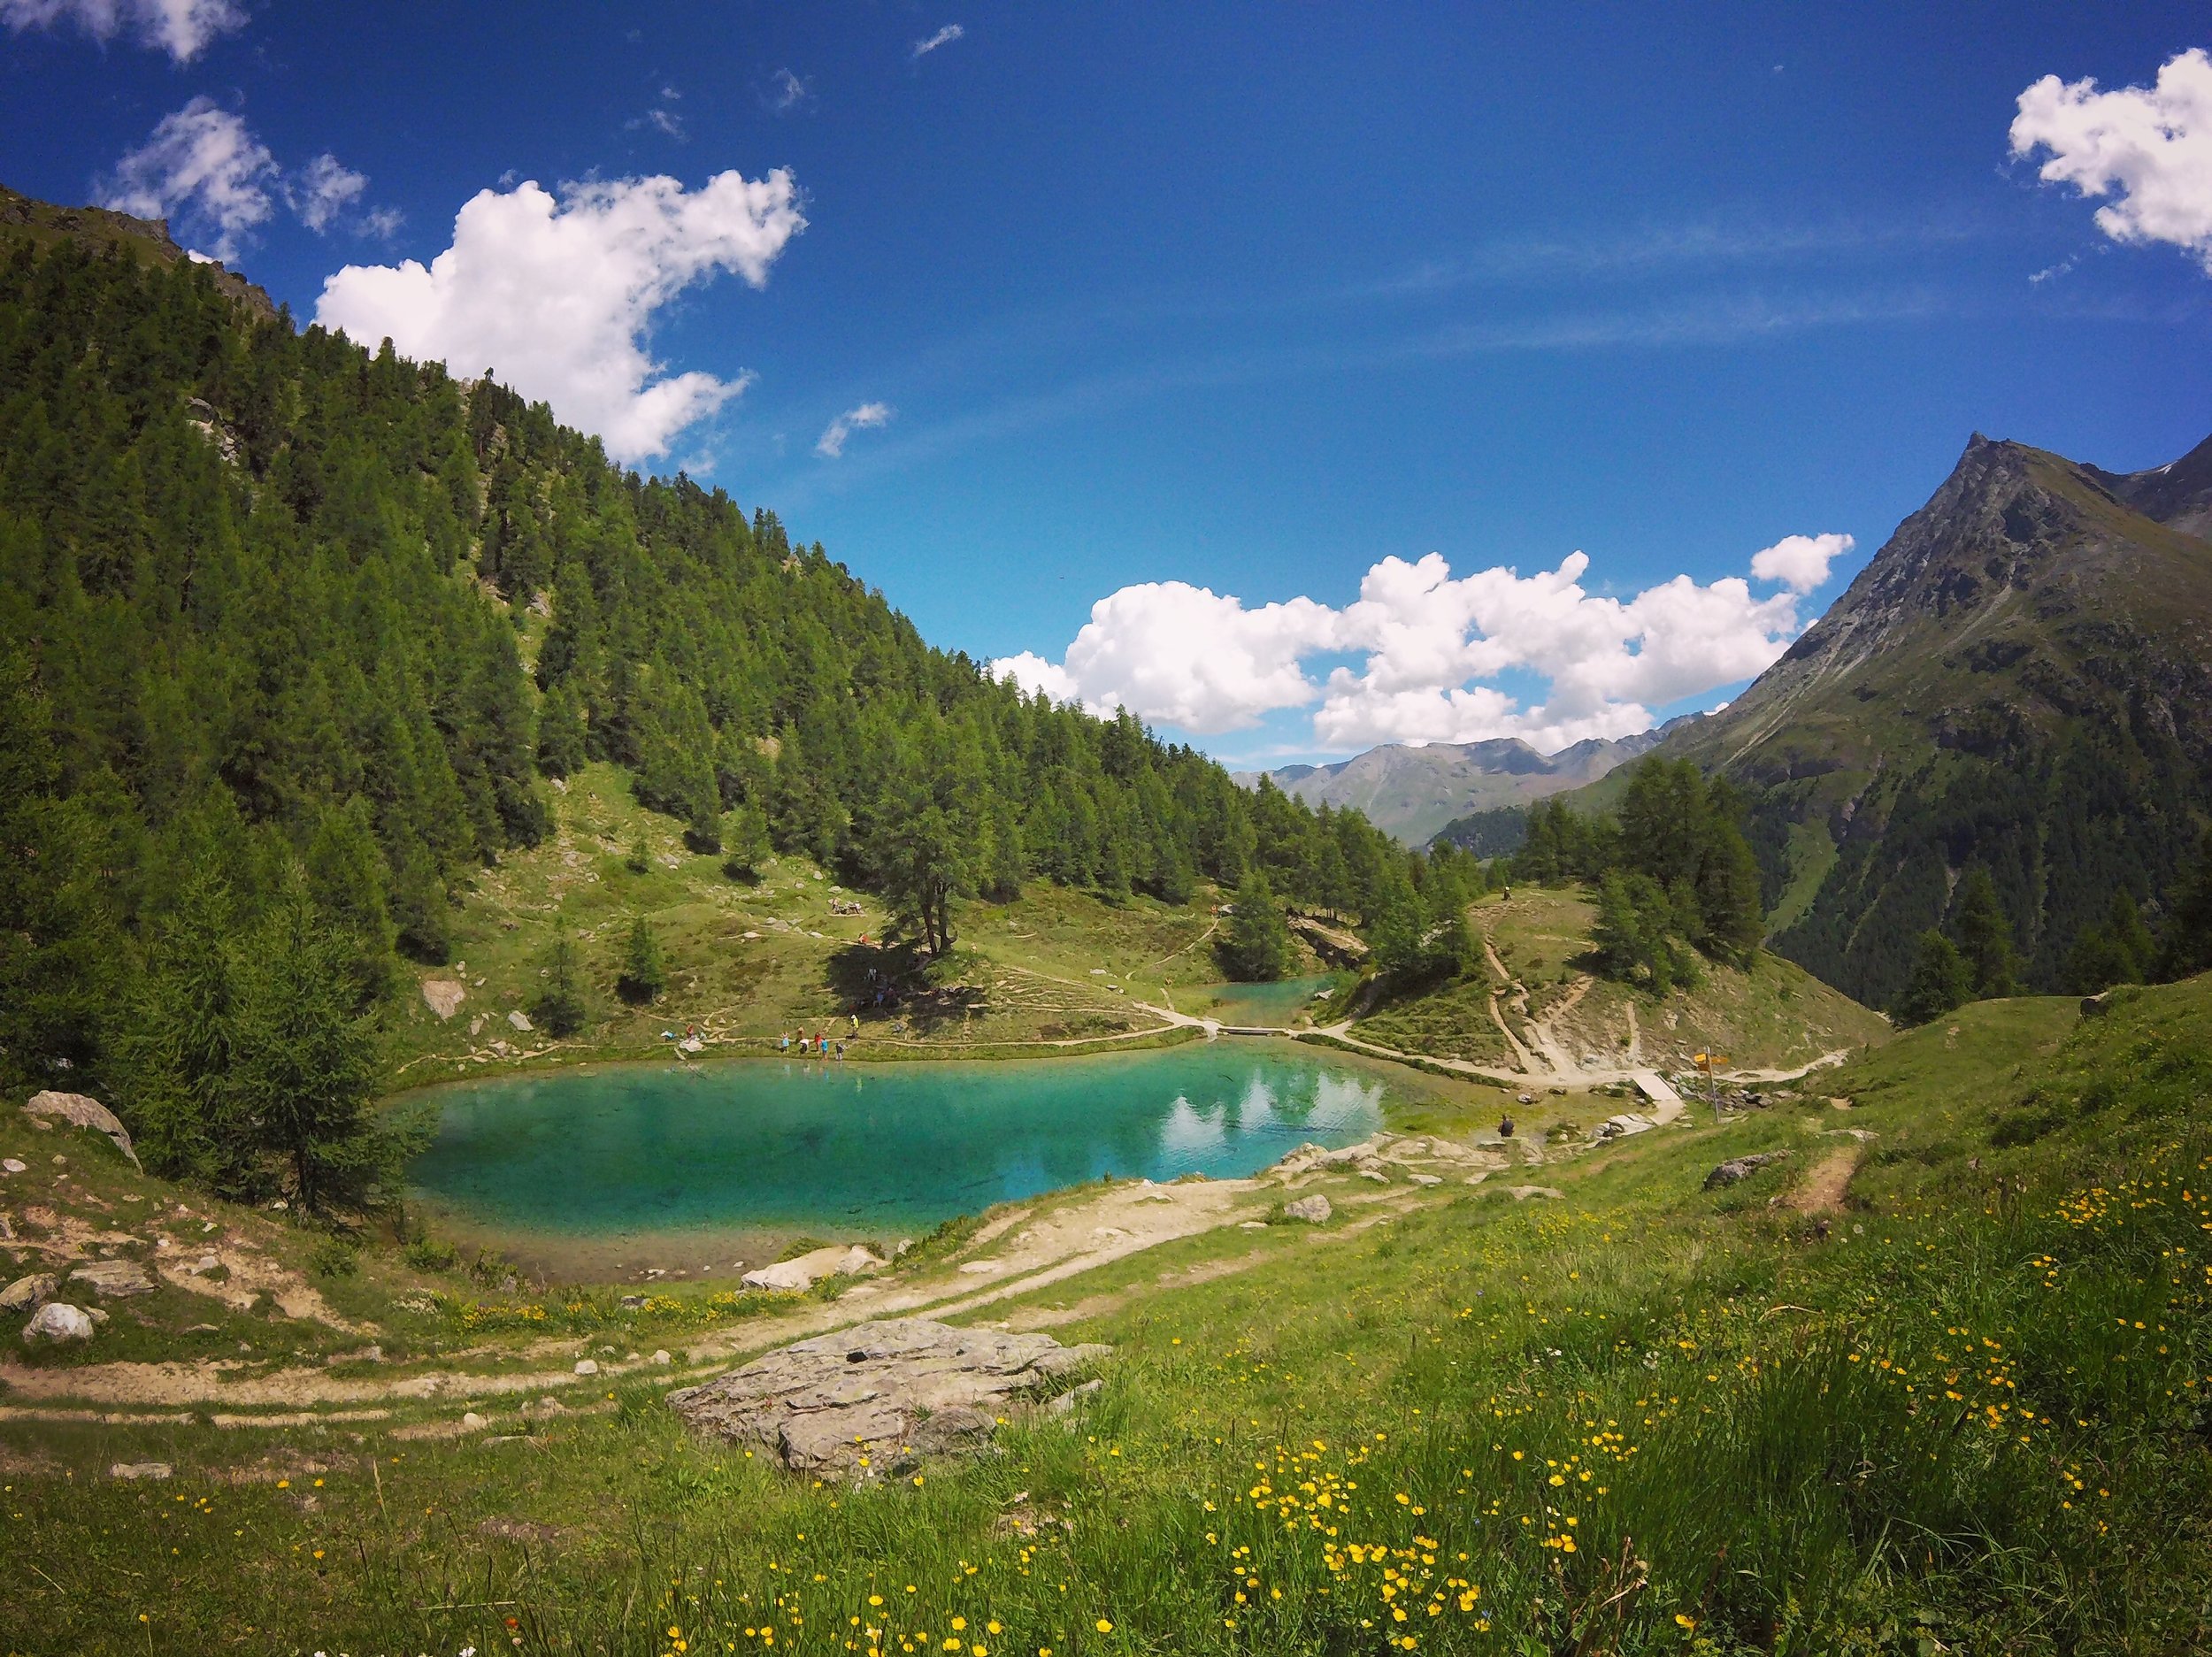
[
  {"left": 1407, "top": 1173, "right": 1443, "bottom": 1186},
  {"left": 1702, "top": 1150, "right": 1793, "bottom": 1190},
  {"left": 1507, "top": 1185, "right": 1565, "bottom": 1201},
  {"left": 0, "top": 1272, "right": 58, "bottom": 1314},
  {"left": 651, "top": 1349, "right": 672, "bottom": 1366},
  {"left": 667, "top": 1317, "right": 1112, "bottom": 1476},
  {"left": 619, "top": 1293, "right": 647, "bottom": 1308},
  {"left": 69, "top": 1259, "right": 155, "bottom": 1298},
  {"left": 23, "top": 1090, "right": 140, "bottom": 1170},
  {"left": 507, "top": 1009, "right": 534, "bottom": 1032},
  {"left": 573, "top": 1358, "right": 599, "bottom": 1377},
  {"left": 22, "top": 1301, "right": 96, "bottom": 1344},
  {"left": 1282, "top": 1194, "right": 1333, "bottom": 1224},
  {"left": 1046, "top": 1377, "right": 1104, "bottom": 1416},
  {"left": 110, "top": 1461, "right": 172, "bottom": 1480}
]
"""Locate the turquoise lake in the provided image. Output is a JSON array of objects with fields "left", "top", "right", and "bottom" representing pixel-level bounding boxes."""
[{"left": 405, "top": 1046, "right": 1393, "bottom": 1266}]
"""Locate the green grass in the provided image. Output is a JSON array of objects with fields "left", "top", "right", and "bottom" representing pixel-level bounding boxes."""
[
  {"left": 8, "top": 977, "right": 2210, "bottom": 1653},
  {"left": 382, "top": 763, "right": 1250, "bottom": 1089}
]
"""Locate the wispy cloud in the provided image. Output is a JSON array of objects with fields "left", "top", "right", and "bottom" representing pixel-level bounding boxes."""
[
  {"left": 765, "top": 67, "right": 812, "bottom": 112},
  {"left": 1, "top": 0, "right": 243, "bottom": 62},
  {"left": 912, "top": 22, "right": 964, "bottom": 58},
  {"left": 816, "top": 401, "right": 893, "bottom": 457}
]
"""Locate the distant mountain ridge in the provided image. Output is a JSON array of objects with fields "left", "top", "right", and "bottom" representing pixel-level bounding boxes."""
[
  {"left": 1607, "top": 427, "right": 2212, "bottom": 1008},
  {"left": 1237, "top": 722, "right": 1695, "bottom": 846}
]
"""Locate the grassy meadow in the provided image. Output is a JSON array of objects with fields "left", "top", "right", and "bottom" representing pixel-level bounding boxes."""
[{"left": 6, "top": 974, "right": 2209, "bottom": 1653}]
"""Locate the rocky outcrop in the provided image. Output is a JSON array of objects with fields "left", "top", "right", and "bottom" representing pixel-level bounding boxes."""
[
  {"left": 24, "top": 1091, "right": 141, "bottom": 1170},
  {"left": 1282, "top": 1195, "right": 1332, "bottom": 1224},
  {"left": 1703, "top": 1150, "right": 1792, "bottom": 1190},
  {"left": 667, "top": 1318, "right": 1110, "bottom": 1476}
]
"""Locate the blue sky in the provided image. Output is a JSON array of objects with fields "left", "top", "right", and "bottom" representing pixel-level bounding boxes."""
[{"left": 4, "top": 3, "right": 2209, "bottom": 763}]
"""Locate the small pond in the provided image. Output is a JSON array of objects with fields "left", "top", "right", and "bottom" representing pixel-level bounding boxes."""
[{"left": 404, "top": 1044, "right": 1393, "bottom": 1276}]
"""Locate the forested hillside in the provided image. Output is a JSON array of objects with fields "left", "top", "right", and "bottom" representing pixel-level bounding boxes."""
[{"left": 0, "top": 206, "right": 1417, "bottom": 1108}]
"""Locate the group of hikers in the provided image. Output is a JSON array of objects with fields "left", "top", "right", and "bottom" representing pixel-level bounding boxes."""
[{"left": 780, "top": 1013, "right": 863, "bottom": 1060}]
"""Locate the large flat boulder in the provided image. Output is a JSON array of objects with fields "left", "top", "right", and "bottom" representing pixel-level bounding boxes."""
[
  {"left": 24, "top": 1091, "right": 140, "bottom": 1170},
  {"left": 667, "top": 1317, "right": 1110, "bottom": 1476},
  {"left": 69, "top": 1260, "right": 155, "bottom": 1298}
]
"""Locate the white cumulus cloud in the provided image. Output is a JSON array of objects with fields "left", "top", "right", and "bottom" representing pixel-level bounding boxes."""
[
  {"left": 1748, "top": 531, "right": 1852, "bottom": 593},
  {"left": 1, "top": 0, "right": 244, "bottom": 61},
  {"left": 999, "top": 583, "right": 1341, "bottom": 733},
  {"left": 316, "top": 171, "right": 806, "bottom": 464},
  {"left": 995, "top": 538, "right": 1838, "bottom": 752},
  {"left": 815, "top": 401, "right": 893, "bottom": 457},
  {"left": 98, "top": 97, "right": 278, "bottom": 262},
  {"left": 913, "top": 22, "right": 964, "bottom": 57},
  {"left": 2010, "top": 47, "right": 2212, "bottom": 272}
]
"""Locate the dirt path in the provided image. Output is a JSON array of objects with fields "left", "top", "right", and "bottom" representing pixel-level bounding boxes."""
[
  {"left": 1787, "top": 1147, "right": 1860, "bottom": 1213},
  {"left": 1521, "top": 974, "right": 1594, "bottom": 1079},
  {"left": 1624, "top": 999, "right": 1642, "bottom": 1064}
]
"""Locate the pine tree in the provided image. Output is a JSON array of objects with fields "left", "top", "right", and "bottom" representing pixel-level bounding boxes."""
[
  {"left": 1220, "top": 872, "right": 1295, "bottom": 982},
  {"left": 617, "top": 914, "right": 667, "bottom": 1004},
  {"left": 532, "top": 929, "right": 588, "bottom": 1037},
  {"left": 1949, "top": 867, "right": 2019, "bottom": 998},
  {"left": 1893, "top": 930, "right": 1973, "bottom": 1025},
  {"left": 228, "top": 881, "right": 395, "bottom": 1213},
  {"left": 2068, "top": 893, "right": 2154, "bottom": 993},
  {"left": 2156, "top": 832, "right": 2212, "bottom": 982},
  {"left": 722, "top": 802, "right": 772, "bottom": 882}
]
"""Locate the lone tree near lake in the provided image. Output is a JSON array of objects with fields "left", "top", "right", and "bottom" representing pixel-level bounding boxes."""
[{"left": 617, "top": 915, "right": 668, "bottom": 1004}]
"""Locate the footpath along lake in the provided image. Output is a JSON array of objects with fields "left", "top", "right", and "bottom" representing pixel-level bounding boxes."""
[{"left": 404, "top": 1044, "right": 1395, "bottom": 1278}]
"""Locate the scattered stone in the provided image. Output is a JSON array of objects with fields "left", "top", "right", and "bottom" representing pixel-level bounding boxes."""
[
  {"left": 619, "top": 1293, "right": 647, "bottom": 1309},
  {"left": 21, "top": 1301, "right": 96, "bottom": 1345},
  {"left": 508, "top": 1009, "right": 534, "bottom": 1032},
  {"left": 741, "top": 1244, "right": 883, "bottom": 1293},
  {"left": 110, "top": 1461, "right": 173, "bottom": 1481},
  {"left": 1597, "top": 1114, "right": 1654, "bottom": 1140},
  {"left": 87, "top": 1308, "right": 109, "bottom": 1325},
  {"left": 1507, "top": 1185, "right": 1565, "bottom": 1201},
  {"left": 420, "top": 979, "right": 466, "bottom": 1020},
  {"left": 23, "top": 1090, "right": 141, "bottom": 1170},
  {"left": 0, "top": 1273, "right": 58, "bottom": 1314},
  {"left": 1703, "top": 1151, "right": 1793, "bottom": 1191},
  {"left": 1358, "top": 1170, "right": 1389, "bottom": 1183},
  {"left": 462, "top": 1412, "right": 488, "bottom": 1430},
  {"left": 1239, "top": 1220, "right": 1269, "bottom": 1231},
  {"left": 1046, "top": 1377, "right": 1104, "bottom": 1416},
  {"left": 1407, "top": 1173, "right": 1443, "bottom": 1186},
  {"left": 69, "top": 1259, "right": 155, "bottom": 1298},
  {"left": 1, "top": 1158, "right": 25, "bottom": 1174},
  {"left": 667, "top": 1318, "right": 1112, "bottom": 1475},
  {"left": 651, "top": 1349, "right": 672, "bottom": 1366},
  {"left": 573, "top": 1358, "right": 599, "bottom": 1377},
  {"left": 958, "top": 1261, "right": 1004, "bottom": 1275},
  {"left": 1282, "top": 1194, "right": 1332, "bottom": 1224}
]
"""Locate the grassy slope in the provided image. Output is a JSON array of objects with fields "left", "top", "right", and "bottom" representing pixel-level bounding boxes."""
[
  {"left": 8, "top": 972, "right": 2208, "bottom": 1653},
  {"left": 1352, "top": 886, "right": 1889, "bottom": 1075},
  {"left": 386, "top": 762, "right": 1332, "bottom": 1085}
]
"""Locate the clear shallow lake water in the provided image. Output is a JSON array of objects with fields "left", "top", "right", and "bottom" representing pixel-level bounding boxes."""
[{"left": 405, "top": 1046, "right": 1391, "bottom": 1262}]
